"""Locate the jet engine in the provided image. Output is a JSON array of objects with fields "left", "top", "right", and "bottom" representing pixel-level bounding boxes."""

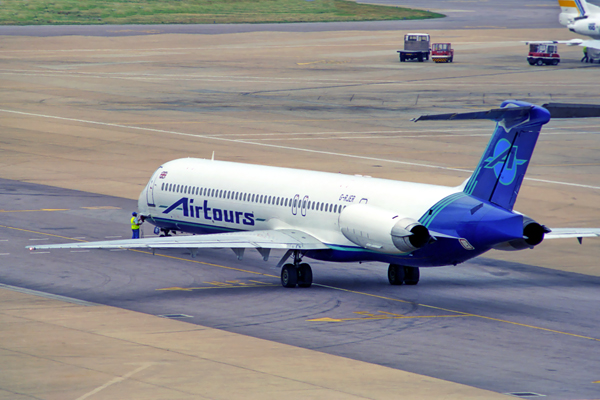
[
  {"left": 339, "top": 204, "right": 430, "bottom": 254},
  {"left": 492, "top": 216, "right": 549, "bottom": 251}
]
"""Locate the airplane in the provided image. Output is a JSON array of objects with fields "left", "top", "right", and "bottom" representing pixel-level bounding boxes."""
[
  {"left": 529, "top": 0, "right": 600, "bottom": 58},
  {"left": 28, "top": 100, "right": 600, "bottom": 288}
]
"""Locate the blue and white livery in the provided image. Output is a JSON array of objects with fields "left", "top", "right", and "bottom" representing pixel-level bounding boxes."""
[{"left": 29, "top": 101, "right": 600, "bottom": 288}]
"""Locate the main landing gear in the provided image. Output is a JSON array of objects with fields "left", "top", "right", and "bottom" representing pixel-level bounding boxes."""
[
  {"left": 281, "top": 251, "right": 312, "bottom": 288},
  {"left": 388, "top": 264, "right": 420, "bottom": 286}
]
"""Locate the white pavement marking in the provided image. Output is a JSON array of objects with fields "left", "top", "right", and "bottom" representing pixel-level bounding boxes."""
[
  {"left": 70, "top": 250, "right": 90, "bottom": 253},
  {"left": 1, "top": 108, "right": 599, "bottom": 190},
  {"left": 28, "top": 238, "right": 49, "bottom": 241},
  {"left": 104, "top": 236, "right": 123, "bottom": 238},
  {"left": 0, "top": 253, "right": 9, "bottom": 256},
  {"left": 75, "top": 363, "right": 155, "bottom": 400}
]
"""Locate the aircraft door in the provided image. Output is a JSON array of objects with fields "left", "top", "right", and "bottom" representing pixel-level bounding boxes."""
[
  {"left": 292, "top": 194, "right": 300, "bottom": 215},
  {"left": 301, "top": 195, "right": 309, "bottom": 217},
  {"left": 146, "top": 168, "right": 161, "bottom": 207}
]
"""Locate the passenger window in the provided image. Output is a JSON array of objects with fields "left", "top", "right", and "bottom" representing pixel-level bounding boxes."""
[
  {"left": 276, "top": 197, "right": 279, "bottom": 206},
  {"left": 320, "top": 203, "right": 324, "bottom": 211},
  {"left": 334, "top": 204, "right": 338, "bottom": 213},
  {"left": 251, "top": 194, "right": 255, "bottom": 202},
  {"left": 211, "top": 189, "right": 215, "bottom": 197}
]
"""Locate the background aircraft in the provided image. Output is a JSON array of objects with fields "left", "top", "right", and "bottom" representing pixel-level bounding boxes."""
[
  {"left": 28, "top": 101, "right": 600, "bottom": 288},
  {"left": 543, "top": 0, "right": 600, "bottom": 56}
]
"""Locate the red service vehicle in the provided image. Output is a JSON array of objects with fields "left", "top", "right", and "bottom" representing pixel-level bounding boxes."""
[
  {"left": 431, "top": 43, "right": 454, "bottom": 63},
  {"left": 527, "top": 43, "right": 560, "bottom": 66}
]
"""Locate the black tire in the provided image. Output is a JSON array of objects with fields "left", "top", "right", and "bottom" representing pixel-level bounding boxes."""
[
  {"left": 449, "top": 56, "right": 453, "bottom": 63},
  {"left": 528, "top": 60, "right": 535, "bottom": 65},
  {"left": 417, "top": 54, "right": 423, "bottom": 62},
  {"left": 536, "top": 59, "right": 544, "bottom": 66},
  {"left": 388, "top": 264, "right": 405, "bottom": 285},
  {"left": 400, "top": 53, "right": 405, "bottom": 62},
  {"left": 552, "top": 59, "right": 559, "bottom": 65},
  {"left": 297, "top": 263, "right": 313, "bottom": 288},
  {"left": 281, "top": 264, "right": 297, "bottom": 288},
  {"left": 404, "top": 267, "right": 420, "bottom": 285}
]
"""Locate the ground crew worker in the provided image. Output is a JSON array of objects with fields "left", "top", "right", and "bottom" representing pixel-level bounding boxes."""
[
  {"left": 131, "top": 212, "right": 143, "bottom": 239},
  {"left": 581, "top": 47, "right": 589, "bottom": 63}
]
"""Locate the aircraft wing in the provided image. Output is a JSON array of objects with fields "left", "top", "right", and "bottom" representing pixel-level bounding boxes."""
[
  {"left": 27, "top": 229, "right": 330, "bottom": 251},
  {"left": 545, "top": 228, "right": 600, "bottom": 240},
  {"left": 524, "top": 39, "right": 600, "bottom": 50}
]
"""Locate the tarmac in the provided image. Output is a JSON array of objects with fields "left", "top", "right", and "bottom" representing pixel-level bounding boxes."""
[{"left": 1, "top": 22, "right": 599, "bottom": 400}]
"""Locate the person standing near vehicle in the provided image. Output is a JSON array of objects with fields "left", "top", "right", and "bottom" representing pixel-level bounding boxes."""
[
  {"left": 131, "top": 212, "right": 143, "bottom": 239},
  {"left": 581, "top": 47, "right": 589, "bottom": 62}
]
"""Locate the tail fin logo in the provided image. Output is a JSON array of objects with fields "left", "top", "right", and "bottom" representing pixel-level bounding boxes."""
[{"left": 484, "top": 139, "right": 527, "bottom": 185}]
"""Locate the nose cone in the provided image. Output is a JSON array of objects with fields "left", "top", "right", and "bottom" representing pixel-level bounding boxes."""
[{"left": 138, "top": 186, "right": 150, "bottom": 216}]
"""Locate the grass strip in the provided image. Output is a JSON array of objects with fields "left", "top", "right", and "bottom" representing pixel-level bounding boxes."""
[{"left": 0, "top": 0, "right": 444, "bottom": 25}]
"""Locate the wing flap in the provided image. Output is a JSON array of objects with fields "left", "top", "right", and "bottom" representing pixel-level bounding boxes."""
[{"left": 28, "top": 229, "right": 330, "bottom": 251}]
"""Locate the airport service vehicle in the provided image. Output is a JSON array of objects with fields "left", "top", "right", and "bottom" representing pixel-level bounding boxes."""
[
  {"left": 527, "top": 43, "right": 560, "bottom": 65},
  {"left": 431, "top": 43, "right": 454, "bottom": 63},
  {"left": 398, "top": 33, "right": 430, "bottom": 62},
  {"left": 29, "top": 102, "right": 600, "bottom": 289}
]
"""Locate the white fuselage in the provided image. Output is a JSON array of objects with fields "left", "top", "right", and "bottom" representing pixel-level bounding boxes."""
[
  {"left": 559, "top": 0, "right": 600, "bottom": 39},
  {"left": 138, "top": 158, "right": 459, "bottom": 248}
]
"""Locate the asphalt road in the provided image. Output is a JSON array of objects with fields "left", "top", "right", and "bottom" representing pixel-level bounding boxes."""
[{"left": 1, "top": 178, "right": 599, "bottom": 399}]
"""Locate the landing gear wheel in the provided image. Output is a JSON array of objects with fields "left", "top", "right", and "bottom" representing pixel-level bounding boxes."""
[
  {"left": 388, "top": 264, "right": 405, "bottom": 285},
  {"left": 281, "top": 264, "right": 297, "bottom": 288},
  {"left": 297, "top": 263, "right": 313, "bottom": 288},
  {"left": 404, "top": 267, "right": 420, "bottom": 285}
]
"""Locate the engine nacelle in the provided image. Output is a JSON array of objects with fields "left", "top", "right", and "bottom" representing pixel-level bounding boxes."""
[
  {"left": 492, "top": 216, "right": 548, "bottom": 251},
  {"left": 339, "top": 204, "right": 430, "bottom": 254}
]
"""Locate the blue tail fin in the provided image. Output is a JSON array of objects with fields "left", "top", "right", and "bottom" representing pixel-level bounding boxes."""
[{"left": 462, "top": 101, "right": 551, "bottom": 210}]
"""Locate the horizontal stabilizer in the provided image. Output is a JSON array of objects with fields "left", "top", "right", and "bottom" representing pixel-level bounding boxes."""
[
  {"left": 540, "top": 103, "right": 600, "bottom": 118},
  {"left": 412, "top": 106, "right": 532, "bottom": 122},
  {"left": 413, "top": 103, "right": 600, "bottom": 123}
]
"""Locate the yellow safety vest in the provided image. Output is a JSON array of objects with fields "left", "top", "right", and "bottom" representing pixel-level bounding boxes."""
[{"left": 131, "top": 216, "right": 140, "bottom": 230}]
